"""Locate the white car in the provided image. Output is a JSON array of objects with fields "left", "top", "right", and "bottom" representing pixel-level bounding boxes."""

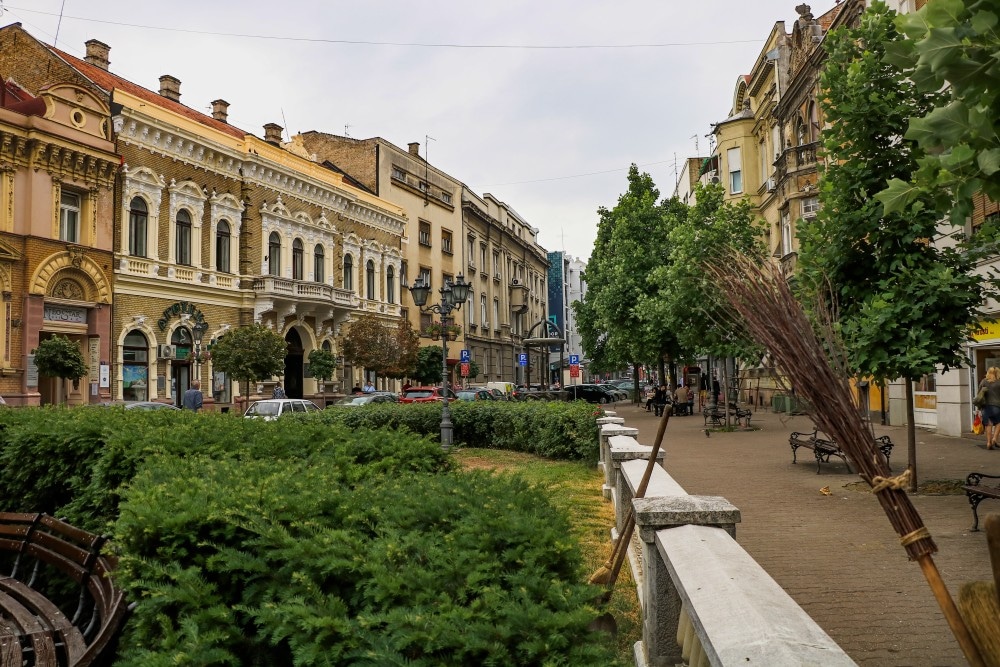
[{"left": 244, "top": 398, "right": 320, "bottom": 420}]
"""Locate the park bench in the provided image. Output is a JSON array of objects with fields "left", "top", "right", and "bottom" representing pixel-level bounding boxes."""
[
  {"left": 0, "top": 512, "right": 130, "bottom": 666},
  {"left": 963, "top": 472, "right": 1000, "bottom": 532},
  {"left": 702, "top": 402, "right": 753, "bottom": 428},
  {"left": 789, "top": 429, "right": 894, "bottom": 474}
]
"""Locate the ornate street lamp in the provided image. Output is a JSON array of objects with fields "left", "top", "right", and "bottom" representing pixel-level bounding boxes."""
[
  {"left": 408, "top": 273, "right": 470, "bottom": 451},
  {"left": 192, "top": 320, "right": 208, "bottom": 378}
]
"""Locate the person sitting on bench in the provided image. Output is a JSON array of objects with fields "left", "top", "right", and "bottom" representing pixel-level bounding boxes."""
[
  {"left": 650, "top": 384, "right": 669, "bottom": 416},
  {"left": 674, "top": 384, "right": 691, "bottom": 416}
]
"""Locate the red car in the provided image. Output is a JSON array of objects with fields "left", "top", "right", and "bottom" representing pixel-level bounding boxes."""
[{"left": 399, "top": 386, "right": 458, "bottom": 403}]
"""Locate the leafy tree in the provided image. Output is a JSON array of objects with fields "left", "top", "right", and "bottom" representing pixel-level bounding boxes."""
[
  {"left": 33, "top": 335, "right": 88, "bottom": 402},
  {"left": 880, "top": 0, "right": 1000, "bottom": 225},
  {"left": 211, "top": 324, "right": 287, "bottom": 404},
  {"left": 307, "top": 349, "right": 337, "bottom": 389},
  {"left": 575, "top": 165, "right": 676, "bottom": 385},
  {"left": 342, "top": 315, "right": 418, "bottom": 383},
  {"left": 412, "top": 345, "right": 444, "bottom": 385},
  {"left": 799, "top": 1, "right": 990, "bottom": 488}
]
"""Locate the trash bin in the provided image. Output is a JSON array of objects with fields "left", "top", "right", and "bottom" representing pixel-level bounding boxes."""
[{"left": 771, "top": 394, "right": 788, "bottom": 413}]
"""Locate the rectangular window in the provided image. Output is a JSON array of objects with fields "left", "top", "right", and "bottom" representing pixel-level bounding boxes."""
[
  {"left": 493, "top": 299, "right": 499, "bottom": 328},
  {"left": 400, "top": 260, "right": 408, "bottom": 288},
  {"left": 440, "top": 191, "right": 452, "bottom": 204},
  {"left": 418, "top": 266, "right": 431, "bottom": 287},
  {"left": 480, "top": 243, "right": 487, "bottom": 269},
  {"left": 418, "top": 221, "right": 431, "bottom": 246},
  {"left": 780, "top": 210, "right": 792, "bottom": 256},
  {"left": 391, "top": 166, "right": 406, "bottom": 181},
  {"left": 481, "top": 294, "right": 488, "bottom": 326},
  {"left": 60, "top": 191, "right": 81, "bottom": 243},
  {"left": 802, "top": 196, "right": 820, "bottom": 217},
  {"left": 727, "top": 147, "right": 742, "bottom": 194},
  {"left": 442, "top": 230, "right": 453, "bottom": 255},
  {"left": 493, "top": 251, "right": 501, "bottom": 279}
]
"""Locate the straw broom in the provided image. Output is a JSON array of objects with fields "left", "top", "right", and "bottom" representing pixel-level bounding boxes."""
[
  {"left": 705, "top": 252, "right": 986, "bottom": 667},
  {"left": 589, "top": 405, "right": 672, "bottom": 593}
]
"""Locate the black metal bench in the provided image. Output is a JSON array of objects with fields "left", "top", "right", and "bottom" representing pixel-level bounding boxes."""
[
  {"left": 963, "top": 473, "right": 1000, "bottom": 531},
  {"left": 703, "top": 403, "right": 753, "bottom": 427},
  {"left": 0, "top": 512, "right": 130, "bottom": 666},
  {"left": 789, "top": 429, "right": 894, "bottom": 474}
]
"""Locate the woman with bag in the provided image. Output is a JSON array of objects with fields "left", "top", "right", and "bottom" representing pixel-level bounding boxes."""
[{"left": 977, "top": 367, "right": 1000, "bottom": 449}]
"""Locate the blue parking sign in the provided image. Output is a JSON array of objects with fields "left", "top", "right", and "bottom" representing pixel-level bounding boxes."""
[
  {"left": 460, "top": 349, "right": 470, "bottom": 363},
  {"left": 569, "top": 355, "right": 580, "bottom": 366},
  {"left": 518, "top": 353, "right": 528, "bottom": 366}
]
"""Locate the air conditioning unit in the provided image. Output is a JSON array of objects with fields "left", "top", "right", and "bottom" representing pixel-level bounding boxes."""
[
  {"left": 157, "top": 344, "right": 176, "bottom": 360},
  {"left": 766, "top": 177, "right": 776, "bottom": 192},
  {"left": 706, "top": 170, "right": 720, "bottom": 184}
]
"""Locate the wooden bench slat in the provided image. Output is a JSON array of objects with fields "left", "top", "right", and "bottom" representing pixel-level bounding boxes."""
[
  {"left": 0, "top": 619, "right": 23, "bottom": 666},
  {"left": 0, "top": 588, "right": 59, "bottom": 663},
  {"left": 963, "top": 472, "right": 1000, "bottom": 531},
  {"left": 0, "top": 575, "right": 87, "bottom": 663}
]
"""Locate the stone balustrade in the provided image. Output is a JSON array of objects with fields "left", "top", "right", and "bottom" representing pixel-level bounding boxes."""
[{"left": 600, "top": 428, "right": 856, "bottom": 667}]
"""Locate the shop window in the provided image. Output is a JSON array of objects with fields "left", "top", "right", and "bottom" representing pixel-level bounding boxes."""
[
  {"left": 129, "top": 197, "right": 147, "bottom": 257},
  {"left": 212, "top": 334, "right": 230, "bottom": 404},
  {"left": 914, "top": 375, "right": 937, "bottom": 393},
  {"left": 122, "top": 331, "right": 149, "bottom": 401}
]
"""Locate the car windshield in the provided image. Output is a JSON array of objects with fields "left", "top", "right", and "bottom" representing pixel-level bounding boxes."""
[
  {"left": 247, "top": 402, "right": 281, "bottom": 416},
  {"left": 336, "top": 396, "right": 369, "bottom": 405},
  {"left": 456, "top": 391, "right": 476, "bottom": 400}
]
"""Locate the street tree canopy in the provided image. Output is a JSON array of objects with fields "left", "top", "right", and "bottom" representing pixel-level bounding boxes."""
[
  {"left": 879, "top": 0, "right": 1000, "bottom": 225},
  {"left": 342, "top": 315, "right": 419, "bottom": 381},
  {"left": 211, "top": 324, "right": 287, "bottom": 387},
  {"left": 33, "top": 335, "right": 87, "bottom": 381}
]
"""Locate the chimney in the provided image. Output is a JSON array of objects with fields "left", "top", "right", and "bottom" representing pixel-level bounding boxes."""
[
  {"left": 408, "top": 142, "right": 420, "bottom": 157},
  {"left": 211, "top": 99, "right": 229, "bottom": 123},
  {"left": 264, "top": 123, "right": 284, "bottom": 145},
  {"left": 158, "top": 75, "right": 181, "bottom": 102},
  {"left": 84, "top": 39, "right": 110, "bottom": 71}
]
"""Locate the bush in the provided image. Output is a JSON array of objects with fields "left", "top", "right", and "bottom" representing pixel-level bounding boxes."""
[
  {"left": 315, "top": 401, "right": 601, "bottom": 462},
  {"left": 112, "top": 455, "right": 613, "bottom": 666}
]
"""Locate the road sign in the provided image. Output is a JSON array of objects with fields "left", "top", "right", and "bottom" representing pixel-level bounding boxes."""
[
  {"left": 461, "top": 362, "right": 469, "bottom": 377},
  {"left": 460, "top": 349, "right": 470, "bottom": 363},
  {"left": 518, "top": 353, "right": 528, "bottom": 366},
  {"left": 570, "top": 366, "right": 580, "bottom": 378},
  {"left": 569, "top": 354, "right": 579, "bottom": 366}
]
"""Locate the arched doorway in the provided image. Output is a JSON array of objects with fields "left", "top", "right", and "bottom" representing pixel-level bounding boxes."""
[{"left": 284, "top": 328, "right": 304, "bottom": 398}]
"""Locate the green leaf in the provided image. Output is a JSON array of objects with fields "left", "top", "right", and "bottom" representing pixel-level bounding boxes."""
[
  {"left": 979, "top": 148, "right": 1000, "bottom": 175},
  {"left": 876, "top": 178, "right": 923, "bottom": 214}
]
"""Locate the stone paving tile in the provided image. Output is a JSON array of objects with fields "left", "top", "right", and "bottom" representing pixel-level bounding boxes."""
[{"left": 614, "top": 400, "right": 995, "bottom": 666}]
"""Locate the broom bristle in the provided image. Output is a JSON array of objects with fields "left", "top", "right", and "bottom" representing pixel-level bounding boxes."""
[
  {"left": 959, "top": 582, "right": 1000, "bottom": 666},
  {"left": 588, "top": 566, "right": 612, "bottom": 586}
]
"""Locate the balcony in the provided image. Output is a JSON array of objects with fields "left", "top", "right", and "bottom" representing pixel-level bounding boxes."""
[{"left": 252, "top": 276, "right": 358, "bottom": 308}]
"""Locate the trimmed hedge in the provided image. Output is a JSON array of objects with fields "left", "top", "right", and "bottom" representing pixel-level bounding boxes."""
[
  {"left": 313, "top": 400, "right": 602, "bottom": 461},
  {"left": 0, "top": 407, "right": 614, "bottom": 665}
]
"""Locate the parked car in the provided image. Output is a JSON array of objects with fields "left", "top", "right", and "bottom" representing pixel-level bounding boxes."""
[
  {"left": 564, "top": 384, "right": 614, "bottom": 404},
  {"left": 98, "top": 400, "right": 180, "bottom": 411},
  {"left": 244, "top": 398, "right": 320, "bottom": 420},
  {"left": 399, "top": 386, "right": 457, "bottom": 403},
  {"left": 455, "top": 389, "right": 496, "bottom": 402},
  {"left": 331, "top": 392, "right": 399, "bottom": 407},
  {"left": 598, "top": 382, "right": 628, "bottom": 401},
  {"left": 468, "top": 386, "right": 508, "bottom": 401}
]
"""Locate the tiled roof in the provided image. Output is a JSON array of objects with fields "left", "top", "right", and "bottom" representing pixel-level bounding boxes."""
[{"left": 48, "top": 46, "right": 246, "bottom": 140}]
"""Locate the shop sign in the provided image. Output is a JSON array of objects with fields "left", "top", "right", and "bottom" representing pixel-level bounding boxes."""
[
  {"left": 157, "top": 301, "right": 206, "bottom": 331},
  {"left": 972, "top": 321, "right": 1000, "bottom": 342},
  {"left": 43, "top": 305, "right": 87, "bottom": 324},
  {"left": 25, "top": 355, "right": 37, "bottom": 388},
  {"left": 89, "top": 337, "right": 100, "bottom": 383}
]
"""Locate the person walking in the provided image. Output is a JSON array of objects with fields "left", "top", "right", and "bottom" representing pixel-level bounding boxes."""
[
  {"left": 272, "top": 382, "right": 286, "bottom": 399},
  {"left": 979, "top": 367, "right": 1000, "bottom": 449},
  {"left": 182, "top": 380, "right": 203, "bottom": 412}
]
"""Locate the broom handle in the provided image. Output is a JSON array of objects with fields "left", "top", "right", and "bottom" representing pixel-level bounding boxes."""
[
  {"left": 916, "top": 554, "right": 986, "bottom": 667},
  {"left": 606, "top": 407, "right": 672, "bottom": 589}
]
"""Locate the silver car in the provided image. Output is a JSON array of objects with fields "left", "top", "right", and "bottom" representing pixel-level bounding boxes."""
[{"left": 244, "top": 399, "right": 320, "bottom": 420}]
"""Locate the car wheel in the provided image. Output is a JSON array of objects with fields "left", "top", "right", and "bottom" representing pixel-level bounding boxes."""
[{"left": 599, "top": 396, "right": 608, "bottom": 404}]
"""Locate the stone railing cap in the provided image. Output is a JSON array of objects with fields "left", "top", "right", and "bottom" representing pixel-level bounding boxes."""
[{"left": 632, "top": 495, "right": 741, "bottom": 527}]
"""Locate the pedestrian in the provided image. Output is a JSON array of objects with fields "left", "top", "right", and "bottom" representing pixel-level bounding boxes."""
[
  {"left": 674, "top": 384, "right": 690, "bottom": 416},
  {"left": 363, "top": 380, "right": 376, "bottom": 393},
  {"left": 272, "top": 382, "right": 286, "bottom": 399},
  {"left": 351, "top": 384, "right": 363, "bottom": 395},
  {"left": 182, "top": 380, "right": 203, "bottom": 412},
  {"left": 979, "top": 367, "right": 1000, "bottom": 449}
]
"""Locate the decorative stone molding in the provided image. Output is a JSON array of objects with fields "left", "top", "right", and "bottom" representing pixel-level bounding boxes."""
[{"left": 121, "top": 165, "right": 166, "bottom": 257}]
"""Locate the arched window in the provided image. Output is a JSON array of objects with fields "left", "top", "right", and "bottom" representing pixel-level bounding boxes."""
[
  {"left": 314, "top": 244, "right": 325, "bottom": 283},
  {"left": 129, "top": 197, "right": 147, "bottom": 257},
  {"left": 343, "top": 254, "right": 353, "bottom": 290},
  {"left": 216, "top": 220, "right": 231, "bottom": 273},
  {"left": 268, "top": 232, "right": 281, "bottom": 276},
  {"left": 366, "top": 260, "right": 376, "bottom": 300},
  {"left": 292, "top": 239, "right": 304, "bottom": 280},
  {"left": 176, "top": 209, "right": 192, "bottom": 266},
  {"left": 386, "top": 265, "right": 395, "bottom": 304}
]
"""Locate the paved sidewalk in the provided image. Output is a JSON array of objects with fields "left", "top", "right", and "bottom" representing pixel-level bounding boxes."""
[{"left": 613, "top": 400, "right": 995, "bottom": 667}]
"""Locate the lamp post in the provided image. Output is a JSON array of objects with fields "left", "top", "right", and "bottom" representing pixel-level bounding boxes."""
[
  {"left": 192, "top": 321, "right": 208, "bottom": 381},
  {"left": 408, "top": 274, "right": 470, "bottom": 451}
]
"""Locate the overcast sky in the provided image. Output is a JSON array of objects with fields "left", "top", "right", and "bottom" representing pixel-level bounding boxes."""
[{"left": 12, "top": 1, "right": 814, "bottom": 261}]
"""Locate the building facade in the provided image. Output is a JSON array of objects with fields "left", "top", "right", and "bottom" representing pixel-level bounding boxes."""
[
  {"left": 0, "top": 80, "right": 117, "bottom": 405},
  {"left": 546, "top": 251, "right": 587, "bottom": 385}
]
